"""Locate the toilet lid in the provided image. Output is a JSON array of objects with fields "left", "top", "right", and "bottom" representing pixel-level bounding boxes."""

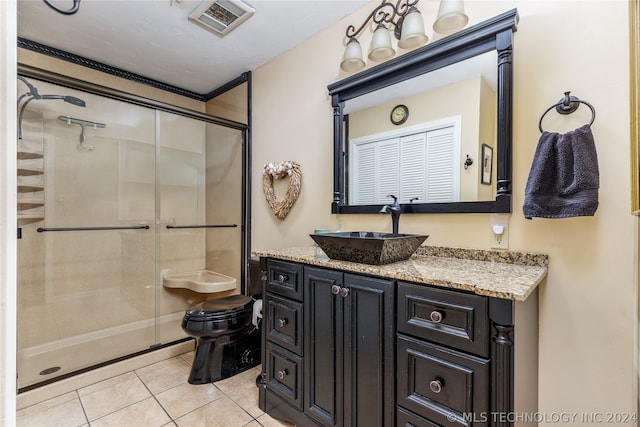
[{"left": 200, "top": 294, "right": 252, "bottom": 312}]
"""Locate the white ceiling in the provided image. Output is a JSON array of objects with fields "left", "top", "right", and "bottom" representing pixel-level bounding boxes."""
[{"left": 17, "top": 0, "right": 370, "bottom": 95}]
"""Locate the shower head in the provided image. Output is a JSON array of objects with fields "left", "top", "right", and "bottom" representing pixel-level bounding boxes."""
[
  {"left": 63, "top": 96, "right": 86, "bottom": 107},
  {"left": 40, "top": 94, "right": 86, "bottom": 107},
  {"left": 17, "top": 76, "right": 87, "bottom": 139}
]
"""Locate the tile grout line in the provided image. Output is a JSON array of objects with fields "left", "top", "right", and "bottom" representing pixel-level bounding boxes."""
[
  {"left": 133, "top": 368, "right": 177, "bottom": 424},
  {"left": 214, "top": 370, "right": 263, "bottom": 425},
  {"left": 80, "top": 369, "right": 157, "bottom": 425},
  {"left": 74, "top": 389, "right": 91, "bottom": 426}
]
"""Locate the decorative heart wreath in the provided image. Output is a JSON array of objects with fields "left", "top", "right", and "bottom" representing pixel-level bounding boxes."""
[{"left": 262, "top": 161, "right": 302, "bottom": 220}]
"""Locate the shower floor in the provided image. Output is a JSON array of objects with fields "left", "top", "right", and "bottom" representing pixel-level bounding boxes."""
[{"left": 17, "top": 288, "right": 188, "bottom": 389}]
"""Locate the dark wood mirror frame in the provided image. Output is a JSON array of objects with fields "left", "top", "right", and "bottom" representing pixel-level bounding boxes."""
[{"left": 328, "top": 9, "right": 518, "bottom": 214}]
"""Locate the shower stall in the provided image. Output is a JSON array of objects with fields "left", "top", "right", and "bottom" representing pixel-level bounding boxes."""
[{"left": 15, "top": 71, "right": 249, "bottom": 391}]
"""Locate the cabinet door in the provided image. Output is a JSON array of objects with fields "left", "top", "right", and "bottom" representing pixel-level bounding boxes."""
[
  {"left": 304, "top": 266, "right": 343, "bottom": 427},
  {"left": 343, "top": 273, "right": 395, "bottom": 427}
]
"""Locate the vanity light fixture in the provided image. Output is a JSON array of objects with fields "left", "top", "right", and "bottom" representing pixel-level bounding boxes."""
[
  {"left": 340, "top": 0, "right": 469, "bottom": 73},
  {"left": 433, "top": 0, "right": 469, "bottom": 34}
]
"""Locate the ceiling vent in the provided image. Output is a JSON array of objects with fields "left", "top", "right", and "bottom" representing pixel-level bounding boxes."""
[{"left": 189, "top": 0, "right": 255, "bottom": 37}]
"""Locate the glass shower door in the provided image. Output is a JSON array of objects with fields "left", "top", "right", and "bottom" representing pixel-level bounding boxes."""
[
  {"left": 16, "top": 79, "right": 158, "bottom": 389},
  {"left": 155, "top": 112, "right": 244, "bottom": 345}
]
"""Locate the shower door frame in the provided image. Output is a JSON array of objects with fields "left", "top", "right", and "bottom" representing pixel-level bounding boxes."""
[{"left": 16, "top": 64, "right": 252, "bottom": 391}]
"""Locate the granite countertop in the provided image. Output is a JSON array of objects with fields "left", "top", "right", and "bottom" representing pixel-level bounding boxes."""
[{"left": 252, "top": 246, "right": 548, "bottom": 302}]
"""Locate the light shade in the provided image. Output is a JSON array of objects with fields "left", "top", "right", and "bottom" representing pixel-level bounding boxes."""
[
  {"left": 368, "top": 24, "right": 395, "bottom": 62},
  {"left": 433, "top": 0, "right": 469, "bottom": 34},
  {"left": 341, "top": 38, "right": 366, "bottom": 72},
  {"left": 398, "top": 7, "right": 428, "bottom": 50}
]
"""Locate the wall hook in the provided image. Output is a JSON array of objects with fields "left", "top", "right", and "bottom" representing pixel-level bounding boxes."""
[{"left": 464, "top": 155, "right": 473, "bottom": 169}]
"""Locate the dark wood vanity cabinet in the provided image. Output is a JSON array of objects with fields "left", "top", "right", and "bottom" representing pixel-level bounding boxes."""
[
  {"left": 304, "top": 266, "right": 395, "bottom": 427},
  {"left": 396, "top": 282, "right": 491, "bottom": 426},
  {"left": 259, "top": 258, "right": 538, "bottom": 427},
  {"left": 260, "top": 260, "right": 395, "bottom": 426}
]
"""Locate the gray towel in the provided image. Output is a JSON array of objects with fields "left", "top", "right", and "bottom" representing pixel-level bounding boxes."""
[{"left": 523, "top": 124, "right": 599, "bottom": 219}]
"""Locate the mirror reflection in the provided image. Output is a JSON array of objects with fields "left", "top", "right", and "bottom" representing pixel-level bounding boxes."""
[
  {"left": 344, "top": 50, "right": 497, "bottom": 205},
  {"left": 329, "top": 8, "right": 518, "bottom": 215}
]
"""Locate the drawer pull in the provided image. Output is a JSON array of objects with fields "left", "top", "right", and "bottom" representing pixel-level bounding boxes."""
[
  {"left": 429, "top": 378, "right": 443, "bottom": 394},
  {"left": 277, "top": 369, "right": 288, "bottom": 380},
  {"left": 429, "top": 310, "right": 444, "bottom": 323},
  {"left": 277, "top": 273, "right": 288, "bottom": 283},
  {"left": 277, "top": 318, "right": 288, "bottom": 328},
  {"left": 340, "top": 287, "right": 350, "bottom": 298},
  {"left": 331, "top": 285, "right": 341, "bottom": 295}
]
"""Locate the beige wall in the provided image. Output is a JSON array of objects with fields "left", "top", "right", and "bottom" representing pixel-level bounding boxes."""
[
  {"left": 252, "top": 0, "right": 636, "bottom": 421},
  {"left": 206, "top": 83, "right": 248, "bottom": 124}
]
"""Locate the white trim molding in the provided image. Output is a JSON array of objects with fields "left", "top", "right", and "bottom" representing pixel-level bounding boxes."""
[{"left": 1, "top": 1, "right": 18, "bottom": 425}]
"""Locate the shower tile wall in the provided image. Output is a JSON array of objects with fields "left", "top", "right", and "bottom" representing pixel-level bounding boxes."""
[{"left": 16, "top": 78, "right": 243, "bottom": 389}]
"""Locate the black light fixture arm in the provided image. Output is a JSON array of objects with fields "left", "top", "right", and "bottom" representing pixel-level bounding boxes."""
[{"left": 345, "top": 0, "right": 420, "bottom": 41}]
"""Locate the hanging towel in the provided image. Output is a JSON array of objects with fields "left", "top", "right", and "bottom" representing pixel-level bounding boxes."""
[{"left": 523, "top": 124, "right": 599, "bottom": 219}]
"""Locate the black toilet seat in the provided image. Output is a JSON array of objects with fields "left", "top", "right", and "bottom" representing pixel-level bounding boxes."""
[{"left": 184, "top": 294, "right": 253, "bottom": 322}]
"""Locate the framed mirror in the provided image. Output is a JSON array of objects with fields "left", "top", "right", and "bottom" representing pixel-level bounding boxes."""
[{"left": 328, "top": 9, "right": 518, "bottom": 214}]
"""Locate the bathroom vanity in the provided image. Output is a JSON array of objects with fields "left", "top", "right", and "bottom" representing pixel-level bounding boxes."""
[
  {"left": 254, "top": 8, "right": 529, "bottom": 426},
  {"left": 254, "top": 246, "right": 547, "bottom": 427}
]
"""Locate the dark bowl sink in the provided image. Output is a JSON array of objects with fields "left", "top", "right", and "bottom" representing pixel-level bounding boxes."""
[{"left": 310, "top": 231, "right": 428, "bottom": 265}]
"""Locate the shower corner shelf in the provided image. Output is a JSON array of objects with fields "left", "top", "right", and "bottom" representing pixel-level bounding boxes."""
[
  {"left": 17, "top": 136, "right": 46, "bottom": 225},
  {"left": 18, "top": 184, "right": 44, "bottom": 193},
  {"left": 18, "top": 215, "right": 45, "bottom": 226},
  {"left": 17, "top": 167, "right": 44, "bottom": 176},
  {"left": 17, "top": 150, "right": 44, "bottom": 160},
  {"left": 18, "top": 147, "right": 44, "bottom": 160},
  {"left": 17, "top": 201, "right": 44, "bottom": 210}
]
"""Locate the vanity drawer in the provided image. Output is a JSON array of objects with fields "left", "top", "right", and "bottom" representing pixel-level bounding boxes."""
[
  {"left": 397, "top": 406, "right": 439, "bottom": 427},
  {"left": 266, "top": 293, "right": 303, "bottom": 355},
  {"left": 266, "top": 260, "right": 303, "bottom": 301},
  {"left": 398, "top": 282, "right": 489, "bottom": 357},
  {"left": 265, "top": 342, "right": 303, "bottom": 410},
  {"left": 397, "top": 336, "right": 489, "bottom": 427}
]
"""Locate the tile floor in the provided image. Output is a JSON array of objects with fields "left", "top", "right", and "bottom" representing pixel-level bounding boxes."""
[{"left": 16, "top": 351, "right": 291, "bottom": 427}]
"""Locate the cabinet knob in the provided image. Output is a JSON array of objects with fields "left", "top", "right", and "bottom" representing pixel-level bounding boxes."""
[
  {"left": 331, "top": 285, "right": 341, "bottom": 295},
  {"left": 429, "top": 310, "right": 444, "bottom": 323},
  {"left": 277, "top": 274, "right": 288, "bottom": 283},
  {"left": 429, "top": 378, "right": 443, "bottom": 394},
  {"left": 340, "top": 287, "right": 350, "bottom": 298},
  {"left": 277, "top": 369, "right": 288, "bottom": 380},
  {"left": 277, "top": 318, "right": 288, "bottom": 328}
]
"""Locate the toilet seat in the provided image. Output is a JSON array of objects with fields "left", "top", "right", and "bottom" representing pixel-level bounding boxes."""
[{"left": 186, "top": 295, "right": 253, "bottom": 321}]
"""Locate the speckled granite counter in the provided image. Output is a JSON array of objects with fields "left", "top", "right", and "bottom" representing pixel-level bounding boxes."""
[{"left": 252, "top": 246, "right": 547, "bottom": 302}]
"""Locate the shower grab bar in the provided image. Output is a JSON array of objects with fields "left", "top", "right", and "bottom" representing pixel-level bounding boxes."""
[
  {"left": 166, "top": 224, "right": 238, "bottom": 229},
  {"left": 37, "top": 225, "right": 150, "bottom": 232}
]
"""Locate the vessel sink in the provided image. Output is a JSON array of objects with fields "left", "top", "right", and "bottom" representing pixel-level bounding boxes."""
[
  {"left": 163, "top": 270, "right": 236, "bottom": 293},
  {"left": 310, "top": 231, "right": 428, "bottom": 265}
]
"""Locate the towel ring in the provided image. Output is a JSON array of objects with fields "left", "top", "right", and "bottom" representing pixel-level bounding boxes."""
[{"left": 538, "top": 91, "right": 596, "bottom": 133}]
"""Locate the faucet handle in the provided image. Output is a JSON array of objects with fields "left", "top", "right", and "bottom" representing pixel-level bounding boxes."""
[{"left": 387, "top": 194, "right": 398, "bottom": 202}]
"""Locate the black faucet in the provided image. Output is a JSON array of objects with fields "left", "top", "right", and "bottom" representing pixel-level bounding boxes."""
[{"left": 379, "top": 194, "right": 401, "bottom": 235}]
